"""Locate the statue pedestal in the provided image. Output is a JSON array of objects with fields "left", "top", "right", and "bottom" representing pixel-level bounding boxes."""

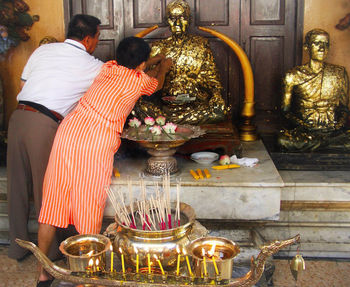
[{"left": 177, "top": 121, "right": 242, "bottom": 155}]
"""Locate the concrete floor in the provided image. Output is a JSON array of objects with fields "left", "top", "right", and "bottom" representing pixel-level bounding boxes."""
[{"left": 1, "top": 244, "right": 350, "bottom": 287}]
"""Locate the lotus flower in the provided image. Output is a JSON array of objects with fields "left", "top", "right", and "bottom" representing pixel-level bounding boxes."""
[
  {"left": 155, "top": 116, "right": 166, "bottom": 126},
  {"left": 150, "top": 125, "right": 162, "bottom": 135},
  {"left": 219, "top": 155, "right": 230, "bottom": 165},
  {"left": 144, "top": 117, "right": 155, "bottom": 126},
  {"left": 128, "top": 117, "right": 141, "bottom": 128},
  {"left": 163, "top": 122, "right": 177, "bottom": 134}
]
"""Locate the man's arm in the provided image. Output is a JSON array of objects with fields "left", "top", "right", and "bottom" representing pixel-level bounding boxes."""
[
  {"left": 146, "top": 57, "right": 172, "bottom": 92},
  {"left": 20, "top": 80, "right": 25, "bottom": 90}
]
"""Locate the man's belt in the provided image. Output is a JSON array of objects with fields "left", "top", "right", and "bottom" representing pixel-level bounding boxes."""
[{"left": 17, "top": 101, "right": 63, "bottom": 123}]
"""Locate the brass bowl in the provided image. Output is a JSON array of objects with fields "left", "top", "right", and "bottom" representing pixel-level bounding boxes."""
[
  {"left": 113, "top": 202, "right": 196, "bottom": 272},
  {"left": 188, "top": 236, "right": 240, "bottom": 280},
  {"left": 59, "top": 234, "right": 111, "bottom": 272}
]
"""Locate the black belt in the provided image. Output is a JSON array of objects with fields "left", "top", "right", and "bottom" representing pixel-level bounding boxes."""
[{"left": 18, "top": 101, "right": 63, "bottom": 123}]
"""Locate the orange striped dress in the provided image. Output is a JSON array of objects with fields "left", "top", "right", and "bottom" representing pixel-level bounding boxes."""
[{"left": 38, "top": 60, "right": 158, "bottom": 234}]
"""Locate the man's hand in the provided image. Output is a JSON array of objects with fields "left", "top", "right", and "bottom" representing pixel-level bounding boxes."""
[
  {"left": 146, "top": 53, "right": 166, "bottom": 68},
  {"left": 159, "top": 58, "right": 172, "bottom": 73}
]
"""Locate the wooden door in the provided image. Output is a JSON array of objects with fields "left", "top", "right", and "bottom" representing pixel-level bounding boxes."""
[{"left": 64, "top": 0, "right": 304, "bottom": 135}]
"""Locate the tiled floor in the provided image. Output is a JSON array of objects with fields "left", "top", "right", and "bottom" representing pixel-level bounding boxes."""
[{"left": 0, "top": 244, "right": 349, "bottom": 287}]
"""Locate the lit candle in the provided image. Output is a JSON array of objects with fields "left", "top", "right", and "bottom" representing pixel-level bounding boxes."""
[
  {"left": 183, "top": 249, "right": 193, "bottom": 276},
  {"left": 176, "top": 245, "right": 181, "bottom": 276},
  {"left": 110, "top": 245, "right": 114, "bottom": 273},
  {"left": 202, "top": 248, "right": 207, "bottom": 277},
  {"left": 119, "top": 247, "right": 125, "bottom": 273},
  {"left": 134, "top": 246, "right": 139, "bottom": 274},
  {"left": 154, "top": 255, "right": 165, "bottom": 275},
  {"left": 88, "top": 258, "right": 94, "bottom": 275},
  {"left": 95, "top": 258, "right": 100, "bottom": 272},
  {"left": 208, "top": 244, "right": 219, "bottom": 275}
]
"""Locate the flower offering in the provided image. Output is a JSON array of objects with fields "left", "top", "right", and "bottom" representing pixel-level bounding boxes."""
[
  {"left": 128, "top": 117, "right": 141, "bottom": 128},
  {"left": 144, "top": 117, "right": 155, "bottom": 126},
  {"left": 155, "top": 115, "right": 166, "bottom": 125},
  {"left": 150, "top": 125, "right": 162, "bottom": 135},
  {"left": 163, "top": 122, "right": 177, "bottom": 134}
]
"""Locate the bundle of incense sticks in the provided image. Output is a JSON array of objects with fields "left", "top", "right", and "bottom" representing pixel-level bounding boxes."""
[{"left": 106, "top": 175, "right": 182, "bottom": 231}]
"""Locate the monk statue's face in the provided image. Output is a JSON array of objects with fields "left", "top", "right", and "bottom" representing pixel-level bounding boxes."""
[
  {"left": 167, "top": 5, "right": 189, "bottom": 36},
  {"left": 308, "top": 33, "right": 329, "bottom": 62}
]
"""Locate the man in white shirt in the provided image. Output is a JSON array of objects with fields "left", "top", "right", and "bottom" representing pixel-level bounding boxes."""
[{"left": 7, "top": 14, "right": 103, "bottom": 269}]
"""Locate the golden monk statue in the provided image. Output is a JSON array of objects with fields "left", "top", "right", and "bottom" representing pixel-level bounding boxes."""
[
  {"left": 133, "top": 0, "right": 228, "bottom": 125},
  {"left": 278, "top": 29, "right": 350, "bottom": 152}
]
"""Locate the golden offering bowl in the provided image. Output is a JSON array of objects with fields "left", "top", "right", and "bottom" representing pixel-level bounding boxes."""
[
  {"left": 113, "top": 202, "right": 196, "bottom": 272},
  {"left": 188, "top": 236, "right": 240, "bottom": 280},
  {"left": 59, "top": 234, "right": 111, "bottom": 272}
]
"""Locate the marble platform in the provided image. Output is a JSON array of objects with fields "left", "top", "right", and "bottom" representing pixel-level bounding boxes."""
[{"left": 105, "top": 140, "right": 282, "bottom": 221}]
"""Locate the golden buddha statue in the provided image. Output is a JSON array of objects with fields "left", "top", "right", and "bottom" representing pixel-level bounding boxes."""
[
  {"left": 278, "top": 29, "right": 350, "bottom": 152},
  {"left": 133, "top": 0, "right": 228, "bottom": 125}
]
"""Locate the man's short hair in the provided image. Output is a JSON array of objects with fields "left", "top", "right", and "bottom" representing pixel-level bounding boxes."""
[
  {"left": 67, "top": 14, "right": 101, "bottom": 40},
  {"left": 116, "top": 37, "right": 151, "bottom": 69}
]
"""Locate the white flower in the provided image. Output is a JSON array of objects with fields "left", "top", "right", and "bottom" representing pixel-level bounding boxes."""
[
  {"left": 155, "top": 116, "right": 166, "bottom": 126},
  {"left": 128, "top": 117, "right": 141, "bottom": 128},
  {"left": 150, "top": 125, "right": 162, "bottom": 135},
  {"left": 163, "top": 122, "right": 177, "bottom": 134},
  {"left": 144, "top": 117, "right": 155, "bottom": 126}
]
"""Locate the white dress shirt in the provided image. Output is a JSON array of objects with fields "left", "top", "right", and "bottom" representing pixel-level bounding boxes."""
[{"left": 17, "top": 39, "right": 103, "bottom": 117}]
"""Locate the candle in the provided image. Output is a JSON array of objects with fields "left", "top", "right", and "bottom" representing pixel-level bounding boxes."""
[
  {"left": 134, "top": 246, "right": 139, "bottom": 273},
  {"left": 183, "top": 249, "right": 193, "bottom": 276},
  {"left": 95, "top": 258, "right": 100, "bottom": 272},
  {"left": 196, "top": 169, "right": 204, "bottom": 179},
  {"left": 110, "top": 245, "right": 114, "bottom": 273},
  {"left": 211, "top": 256, "right": 219, "bottom": 275},
  {"left": 88, "top": 258, "right": 94, "bottom": 275},
  {"left": 154, "top": 255, "right": 165, "bottom": 275},
  {"left": 208, "top": 244, "right": 219, "bottom": 275},
  {"left": 203, "top": 168, "right": 211, "bottom": 178},
  {"left": 147, "top": 252, "right": 151, "bottom": 274},
  {"left": 202, "top": 248, "right": 207, "bottom": 277},
  {"left": 119, "top": 247, "right": 125, "bottom": 273},
  {"left": 176, "top": 245, "right": 181, "bottom": 276}
]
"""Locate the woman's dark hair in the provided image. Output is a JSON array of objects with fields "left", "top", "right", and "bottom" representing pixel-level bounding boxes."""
[
  {"left": 116, "top": 37, "right": 151, "bottom": 69},
  {"left": 67, "top": 14, "right": 101, "bottom": 40}
]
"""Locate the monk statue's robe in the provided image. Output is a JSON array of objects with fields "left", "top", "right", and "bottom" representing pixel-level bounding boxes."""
[{"left": 278, "top": 63, "right": 350, "bottom": 152}]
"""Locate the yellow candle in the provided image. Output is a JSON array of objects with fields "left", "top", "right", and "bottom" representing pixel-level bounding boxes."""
[
  {"left": 119, "top": 247, "right": 125, "bottom": 273},
  {"left": 154, "top": 255, "right": 165, "bottom": 275},
  {"left": 211, "top": 256, "right": 219, "bottom": 275},
  {"left": 147, "top": 253, "right": 151, "bottom": 274},
  {"left": 183, "top": 250, "right": 193, "bottom": 276},
  {"left": 203, "top": 168, "right": 211, "bottom": 178},
  {"left": 176, "top": 245, "right": 181, "bottom": 276},
  {"left": 190, "top": 169, "right": 199, "bottom": 180},
  {"left": 202, "top": 248, "right": 207, "bottom": 277},
  {"left": 134, "top": 246, "right": 139, "bottom": 273},
  {"left": 110, "top": 245, "right": 114, "bottom": 273},
  {"left": 196, "top": 169, "right": 204, "bottom": 179},
  {"left": 88, "top": 258, "right": 94, "bottom": 275}
]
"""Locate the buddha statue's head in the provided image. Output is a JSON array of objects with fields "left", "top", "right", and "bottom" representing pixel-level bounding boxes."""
[
  {"left": 304, "top": 28, "right": 330, "bottom": 62},
  {"left": 166, "top": 0, "right": 191, "bottom": 37}
]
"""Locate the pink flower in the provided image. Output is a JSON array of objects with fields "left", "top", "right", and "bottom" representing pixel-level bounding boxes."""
[
  {"left": 128, "top": 117, "right": 141, "bottom": 128},
  {"left": 163, "top": 122, "right": 177, "bottom": 134},
  {"left": 219, "top": 155, "right": 230, "bottom": 165},
  {"left": 150, "top": 125, "right": 162, "bottom": 135},
  {"left": 155, "top": 116, "right": 166, "bottom": 126},
  {"left": 144, "top": 117, "right": 155, "bottom": 126}
]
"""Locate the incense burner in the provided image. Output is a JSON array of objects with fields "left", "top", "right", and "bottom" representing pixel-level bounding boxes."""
[{"left": 113, "top": 202, "right": 197, "bottom": 271}]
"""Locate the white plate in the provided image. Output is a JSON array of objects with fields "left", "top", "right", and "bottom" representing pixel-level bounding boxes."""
[{"left": 190, "top": 152, "right": 219, "bottom": 165}]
